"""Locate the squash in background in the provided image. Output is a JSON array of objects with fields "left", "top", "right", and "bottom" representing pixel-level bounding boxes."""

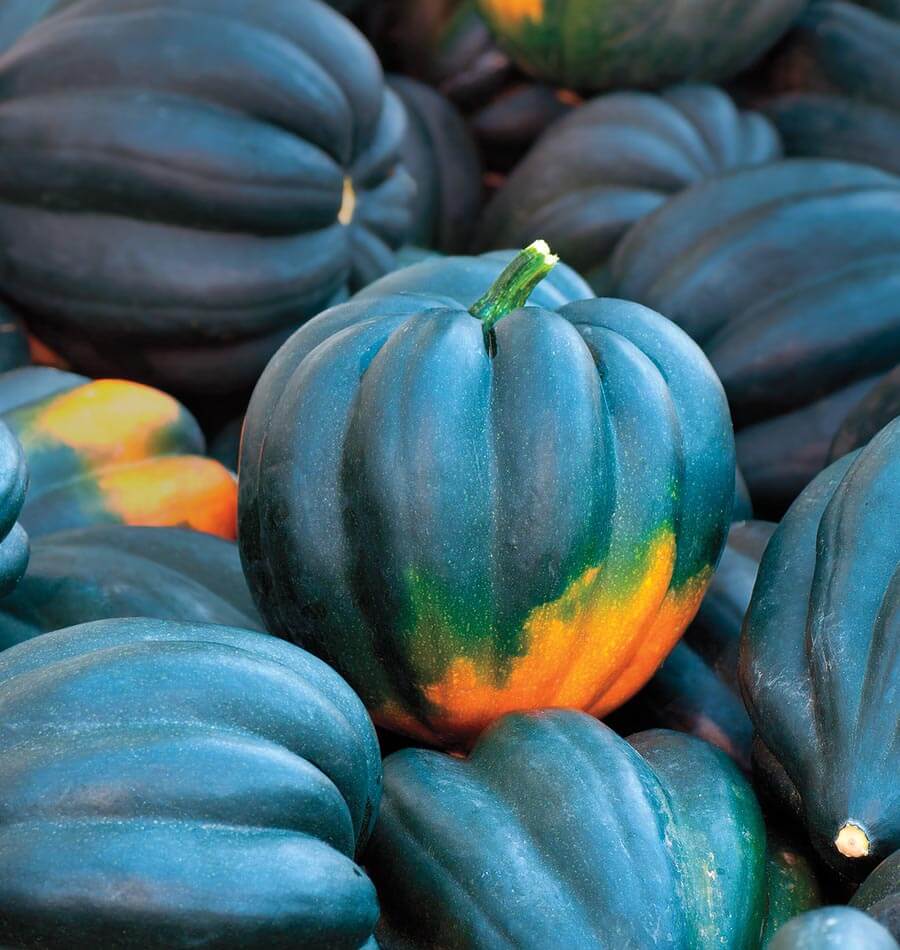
[
  {"left": 0, "top": 526, "right": 261, "bottom": 651},
  {"left": 475, "top": 0, "right": 807, "bottom": 91},
  {"left": 611, "top": 159, "right": 900, "bottom": 516},
  {"left": 367, "top": 709, "right": 818, "bottom": 948},
  {"left": 0, "top": 420, "right": 27, "bottom": 596},
  {"left": 239, "top": 244, "right": 734, "bottom": 746},
  {"left": 769, "top": 907, "right": 899, "bottom": 949},
  {"left": 829, "top": 364, "right": 900, "bottom": 462},
  {"left": 852, "top": 850, "right": 900, "bottom": 941},
  {"left": 0, "top": 617, "right": 381, "bottom": 949},
  {"left": 1, "top": 367, "right": 237, "bottom": 539},
  {"left": 477, "top": 84, "right": 782, "bottom": 289},
  {"left": 740, "top": 418, "right": 900, "bottom": 879},
  {"left": 0, "top": 0, "right": 414, "bottom": 398}
]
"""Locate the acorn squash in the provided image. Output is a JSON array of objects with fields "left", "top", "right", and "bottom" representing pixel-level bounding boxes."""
[
  {"left": 0, "top": 420, "right": 27, "bottom": 596},
  {"left": 852, "top": 850, "right": 900, "bottom": 940},
  {"left": 611, "top": 159, "right": 900, "bottom": 516},
  {"left": 475, "top": 0, "right": 806, "bottom": 91},
  {"left": 367, "top": 709, "right": 817, "bottom": 948},
  {"left": 239, "top": 244, "right": 734, "bottom": 746},
  {"left": 740, "top": 417, "right": 900, "bottom": 879},
  {"left": 0, "top": 0, "right": 414, "bottom": 397},
  {"left": 0, "top": 617, "right": 381, "bottom": 949},
  {"left": 829, "top": 364, "right": 900, "bottom": 462},
  {"left": 769, "top": 907, "right": 899, "bottom": 949},
  {"left": 0, "top": 525, "right": 261, "bottom": 651},
  {"left": 477, "top": 84, "right": 782, "bottom": 289},
  {"left": 1, "top": 367, "right": 237, "bottom": 539}
]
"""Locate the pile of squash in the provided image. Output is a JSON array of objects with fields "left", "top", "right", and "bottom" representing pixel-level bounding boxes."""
[{"left": 0, "top": 1, "right": 897, "bottom": 948}]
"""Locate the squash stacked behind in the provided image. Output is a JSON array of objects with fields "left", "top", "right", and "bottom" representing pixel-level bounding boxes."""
[{"left": 0, "top": 419, "right": 27, "bottom": 595}]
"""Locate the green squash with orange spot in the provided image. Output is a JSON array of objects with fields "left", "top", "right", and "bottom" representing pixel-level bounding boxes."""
[{"left": 239, "top": 244, "right": 734, "bottom": 746}]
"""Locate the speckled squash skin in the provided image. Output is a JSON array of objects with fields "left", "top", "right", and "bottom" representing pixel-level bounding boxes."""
[
  {"left": 0, "top": 526, "right": 261, "bottom": 651},
  {"left": 388, "top": 75, "right": 482, "bottom": 254},
  {"left": 0, "top": 618, "right": 381, "bottom": 949},
  {"left": 0, "top": 0, "right": 414, "bottom": 398},
  {"left": 852, "top": 850, "right": 900, "bottom": 940},
  {"left": 740, "top": 418, "right": 900, "bottom": 880},
  {"left": 0, "top": 420, "right": 28, "bottom": 596},
  {"left": 366, "top": 709, "right": 814, "bottom": 948},
  {"left": 478, "top": 85, "right": 782, "bottom": 290},
  {"left": 611, "top": 159, "right": 900, "bottom": 517},
  {"left": 608, "top": 520, "right": 775, "bottom": 772},
  {"left": 475, "top": 0, "right": 807, "bottom": 91},
  {"left": 1, "top": 367, "right": 237, "bottom": 539},
  {"left": 239, "top": 247, "right": 734, "bottom": 746},
  {"left": 769, "top": 907, "right": 899, "bottom": 949}
]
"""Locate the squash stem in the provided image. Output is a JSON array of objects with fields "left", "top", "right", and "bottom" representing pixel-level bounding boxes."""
[{"left": 470, "top": 240, "right": 558, "bottom": 354}]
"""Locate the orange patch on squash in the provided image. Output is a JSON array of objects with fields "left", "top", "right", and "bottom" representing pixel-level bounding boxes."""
[
  {"left": 481, "top": 0, "right": 544, "bottom": 26},
  {"left": 97, "top": 457, "right": 237, "bottom": 539}
]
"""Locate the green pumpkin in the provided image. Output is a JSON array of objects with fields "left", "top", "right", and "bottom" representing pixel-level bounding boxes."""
[
  {"left": 477, "top": 84, "right": 782, "bottom": 289},
  {"left": 0, "top": 525, "right": 261, "bottom": 651},
  {"left": 852, "top": 850, "right": 900, "bottom": 940},
  {"left": 0, "top": 617, "right": 381, "bottom": 948},
  {"left": 0, "top": 0, "right": 414, "bottom": 398},
  {"left": 829, "top": 364, "right": 900, "bottom": 463},
  {"left": 475, "top": 0, "right": 806, "bottom": 91},
  {"left": 608, "top": 520, "right": 775, "bottom": 772},
  {"left": 388, "top": 75, "right": 482, "bottom": 254},
  {"left": 769, "top": 908, "right": 899, "bottom": 949},
  {"left": 239, "top": 245, "right": 734, "bottom": 746},
  {"left": 367, "top": 709, "right": 818, "bottom": 948},
  {"left": 611, "top": 159, "right": 900, "bottom": 517},
  {"left": 0, "top": 420, "right": 27, "bottom": 596},
  {"left": 740, "top": 418, "right": 900, "bottom": 879}
]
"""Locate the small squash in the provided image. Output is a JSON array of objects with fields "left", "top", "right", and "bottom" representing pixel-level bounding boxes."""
[
  {"left": 239, "top": 244, "right": 734, "bottom": 746},
  {"left": 0, "top": 617, "right": 381, "bottom": 949},
  {"left": 740, "top": 418, "right": 900, "bottom": 879}
]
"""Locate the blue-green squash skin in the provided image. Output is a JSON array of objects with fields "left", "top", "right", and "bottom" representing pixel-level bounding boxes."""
[
  {"left": 740, "top": 418, "right": 900, "bottom": 880},
  {"left": 0, "top": 618, "right": 381, "bottom": 949},
  {"left": 239, "top": 249, "right": 734, "bottom": 747},
  {"left": 0, "top": 420, "right": 28, "bottom": 596},
  {"left": 608, "top": 520, "right": 775, "bottom": 772},
  {"left": 388, "top": 75, "right": 482, "bottom": 254},
  {"left": 0, "top": 525, "right": 261, "bottom": 651},
  {"left": 828, "top": 364, "right": 900, "bottom": 463},
  {"left": 769, "top": 907, "right": 899, "bottom": 949},
  {"left": 367, "top": 709, "right": 798, "bottom": 948},
  {"left": 611, "top": 159, "right": 900, "bottom": 517},
  {"left": 852, "top": 850, "right": 900, "bottom": 940},
  {"left": 0, "top": 0, "right": 414, "bottom": 398},
  {"left": 0, "top": 307, "right": 28, "bottom": 373},
  {"left": 478, "top": 84, "right": 782, "bottom": 290}
]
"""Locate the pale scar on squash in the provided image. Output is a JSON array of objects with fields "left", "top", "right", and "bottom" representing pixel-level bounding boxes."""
[{"left": 483, "top": 0, "right": 544, "bottom": 27}]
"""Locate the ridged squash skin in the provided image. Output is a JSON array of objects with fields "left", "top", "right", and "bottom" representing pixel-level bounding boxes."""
[
  {"left": 478, "top": 85, "right": 782, "bottom": 289},
  {"left": 740, "top": 418, "right": 900, "bottom": 880},
  {"left": 609, "top": 520, "right": 775, "bottom": 772},
  {"left": 388, "top": 75, "right": 482, "bottom": 253},
  {"left": 769, "top": 907, "right": 899, "bottom": 949},
  {"left": 0, "top": 420, "right": 28, "bottom": 596},
  {"left": 239, "top": 248, "right": 734, "bottom": 746},
  {"left": 0, "top": 526, "right": 261, "bottom": 651},
  {"left": 828, "top": 364, "right": 900, "bottom": 462},
  {"left": 1, "top": 367, "right": 237, "bottom": 539},
  {"left": 611, "top": 159, "right": 900, "bottom": 516},
  {"left": 0, "top": 0, "right": 414, "bottom": 397},
  {"left": 852, "top": 850, "right": 900, "bottom": 940},
  {"left": 367, "top": 709, "right": 816, "bottom": 949},
  {"left": 475, "top": 0, "right": 806, "bottom": 91},
  {"left": 0, "top": 618, "right": 382, "bottom": 949}
]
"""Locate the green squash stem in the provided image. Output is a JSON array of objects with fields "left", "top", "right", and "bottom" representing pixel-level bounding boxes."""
[{"left": 470, "top": 239, "right": 558, "bottom": 355}]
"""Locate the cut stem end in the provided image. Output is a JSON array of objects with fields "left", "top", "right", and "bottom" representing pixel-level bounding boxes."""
[{"left": 835, "top": 822, "right": 870, "bottom": 859}]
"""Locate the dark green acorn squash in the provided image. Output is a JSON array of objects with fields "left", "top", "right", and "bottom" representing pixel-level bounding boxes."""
[
  {"left": 608, "top": 520, "right": 775, "bottom": 772},
  {"left": 0, "top": 0, "right": 414, "bottom": 398},
  {"left": 769, "top": 907, "right": 899, "bottom": 949},
  {"left": 0, "top": 525, "right": 261, "bottom": 651},
  {"left": 366, "top": 709, "right": 818, "bottom": 948},
  {"left": 477, "top": 84, "right": 782, "bottom": 290},
  {"left": 853, "top": 850, "right": 900, "bottom": 940},
  {"left": 475, "top": 0, "right": 807, "bottom": 92},
  {"left": 740, "top": 417, "right": 900, "bottom": 880},
  {"left": 611, "top": 159, "right": 900, "bottom": 517},
  {"left": 0, "top": 419, "right": 27, "bottom": 596},
  {"left": 388, "top": 75, "right": 482, "bottom": 253},
  {"left": 239, "top": 245, "right": 734, "bottom": 746},
  {"left": 828, "top": 364, "right": 900, "bottom": 462},
  {"left": 0, "top": 307, "right": 28, "bottom": 373},
  {"left": 0, "top": 617, "right": 381, "bottom": 949}
]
